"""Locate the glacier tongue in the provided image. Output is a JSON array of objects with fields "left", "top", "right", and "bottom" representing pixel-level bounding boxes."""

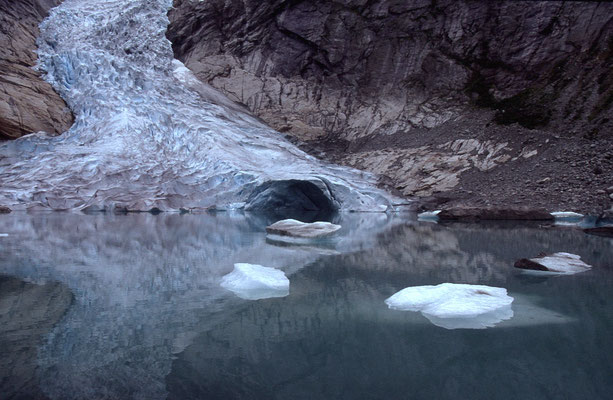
[{"left": 0, "top": 0, "right": 394, "bottom": 213}]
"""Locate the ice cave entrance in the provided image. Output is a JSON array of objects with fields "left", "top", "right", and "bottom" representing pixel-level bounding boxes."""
[{"left": 245, "top": 179, "right": 338, "bottom": 221}]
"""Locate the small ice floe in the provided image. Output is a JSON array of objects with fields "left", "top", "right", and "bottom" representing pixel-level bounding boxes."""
[
  {"left": 0, "top": 233, "right": 8, "bottom": 237},
  {"left": 514, "top": 252, "right": 592, "bottom": 275},
  {"left": 266, "top": 219, "right": 341, "bottom": 238},
  {"left": 417, "top": 210, "right": 441, "bottom": 222},
  {"left": 220, "top": 263, "right": 289, "bottom": 300},
  {"left": 551, "top": 211, "right": 584, "bottom": 219},
  {"left": 385, "top": 283, "right": 514, "bottom": 329},
  {"left": 551, "top": 211, "right": 584, "bottom": 226}
]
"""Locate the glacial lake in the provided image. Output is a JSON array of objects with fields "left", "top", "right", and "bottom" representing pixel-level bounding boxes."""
[{"left": 1, "top": 212, "right": 612, "bottom": 400}]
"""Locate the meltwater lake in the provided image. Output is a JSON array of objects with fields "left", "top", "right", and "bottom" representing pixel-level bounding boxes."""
[{"left": 1, "top": 212, "right": 612, "bottom": 400}]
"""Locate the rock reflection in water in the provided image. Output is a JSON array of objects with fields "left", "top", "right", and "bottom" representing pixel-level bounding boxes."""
[{"left": 0, "top": 214, "right": 611, "bottom": 399}]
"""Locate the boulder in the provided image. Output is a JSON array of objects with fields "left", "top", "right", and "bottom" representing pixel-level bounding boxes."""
[
  {"left": 514, "top": 252, "right": 592, "bottom": 274},
  {"left": 438, "top": 206, "right": 554, "bottom": 221},
  {"left": 385, "top": 283, "right": 514, "bottom": 329},
  {"left": 583, "top": 226, "right": 613, "bottom": 238},
  {"left": 266, "top": 219, "right": 341, "bottom": 238},
  {"left": 220, "top": 263, "right": 289, "bottom": 300},
  {"left": 0, "top": 206, "right": 11, "bottom": 214}
]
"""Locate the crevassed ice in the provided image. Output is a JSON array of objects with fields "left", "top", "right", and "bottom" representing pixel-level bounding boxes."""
[{"left": 0, "top": 0, "right": 393, "bottom": 212}]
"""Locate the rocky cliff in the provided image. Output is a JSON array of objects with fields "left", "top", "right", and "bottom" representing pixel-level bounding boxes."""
[
  {"left": 168, "top": 0, "right": 613, "bottom": 213},
  {"left": 0, "top": 0, "right": 73, "bottom": 140}
]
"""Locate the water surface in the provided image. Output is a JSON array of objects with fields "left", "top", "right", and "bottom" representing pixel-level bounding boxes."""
[{"left": 0, "top": 213, "right": 612, "bottom": 400}]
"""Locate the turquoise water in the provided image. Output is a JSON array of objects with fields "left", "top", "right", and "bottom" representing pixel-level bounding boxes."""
[{"left": 1, "top": 213, "right": 612, "bottom": 399}]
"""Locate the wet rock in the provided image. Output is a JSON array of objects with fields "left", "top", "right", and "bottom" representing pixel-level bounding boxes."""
[
  {"left": 0, "top": 0, "right": 73, "bottom": 139},
  {"left": 583, "top": 226, "right": 613, "bottom": 238},
  {"left": 514, "top": 252, "right": 592, "bottom": 275},
  {"left": 266, "top": 219, "right": 341, "bottom": 238},
  {"left": 438, "top": 206, "right": 554, "bottom": 221},
  {"left": 0, "top": 206, "right": 11, "bottom": 214}
]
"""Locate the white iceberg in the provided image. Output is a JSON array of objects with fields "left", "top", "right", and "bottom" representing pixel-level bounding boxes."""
[
  {"left": 266, "top": 219, "right": 341, "bottom": 239},
  {"left": 551, "top": 211, "right": 584, "bottom": 226},
  {"left": 417, "top": 210, "right": 441, "bottom": 222},
  {"left": 550, "top": 211, "right": 584, "bottom": 219},
  {"left": 220, "top": 263, "right": 289, "bottom": 300},
  {"left": 385, "top": 283, "right": 514, "bottom": 329},
  {"left": 514, "top": 252, "right": 592, "bottom": 275}
]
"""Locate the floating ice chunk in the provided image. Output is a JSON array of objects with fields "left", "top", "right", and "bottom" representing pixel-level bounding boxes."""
[
  {"left": 423, "top": 305, "right": 514, "bottom": 329},
  {"left": 0, "top": 233, "right": 8, "bottom": 237},
  {"left": 417, "top": 210, "right": 441, "bottom": 222},
  {"left": 266, "top": 219, "right": 341, "bottom": 238},
  {"left": 514, "top": 252, "right": 592, "bottom": 275},
  {"left": 551, "top": 211, "right": 584, "bottom": 219},
  {"left": 220, "top": 263, "right": 289, "bottom": 300},
  {"left": 551, "top": 211, "right": 584, "bottom": 226},
  {"left": 385, "top": 283, "right": 514, "bottom": 329}
]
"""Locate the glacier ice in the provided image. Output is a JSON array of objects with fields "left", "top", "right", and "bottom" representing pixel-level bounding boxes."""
[
  {"left": 0, "top": 0, "right": 395, "bottom": 213},
  {"left": 385, "top": 283, "right": 514, "bottom": 329},
  {"left": 220, "top": 263, "right": 290, "bottom": 300},
  {"left": 550, "top": 211, "right": 584, "bottom": 219},
  {"left": 266, "top": 219, "right": 342, "bottom": 238},
  {"left": 551, "top": 211, "right": 584, "bottom": 226},
  {"left": 417, "top": 210, "right": 441, "bottom": 222},
  {"left": 514, "top": 252, "right": 592, "bottom": 275}
]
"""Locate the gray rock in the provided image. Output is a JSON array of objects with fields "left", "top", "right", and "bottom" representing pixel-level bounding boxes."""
[{"left": 0, "top": 0, "right": 73, "bottom": 139}]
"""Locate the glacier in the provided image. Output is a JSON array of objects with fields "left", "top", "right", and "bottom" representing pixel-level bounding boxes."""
[{"left": 0, "top": 0, "right": 394, "bottom": 213}]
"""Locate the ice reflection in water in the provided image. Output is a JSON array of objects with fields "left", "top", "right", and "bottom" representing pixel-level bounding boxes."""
[{"left": 0, "top": 214, "right": 612, "bottom": 400}]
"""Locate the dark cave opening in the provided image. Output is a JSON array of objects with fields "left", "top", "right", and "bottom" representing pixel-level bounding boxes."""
[{"left": 245, "top": 180, "right": 338, "bottom": 222}]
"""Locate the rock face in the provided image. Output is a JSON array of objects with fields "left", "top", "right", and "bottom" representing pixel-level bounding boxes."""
[
  {"left": 167, "top": 0, "right": 613, "bottom": 213},
  {"left": 0, "top": 0, "right": 73, "bottom": 139}
]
